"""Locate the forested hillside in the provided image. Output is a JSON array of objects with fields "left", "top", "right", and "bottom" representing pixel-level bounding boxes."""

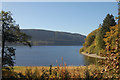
[
  {"left": 21, "top": 29, "right": 86, "bottom": 46},
  {"left": 80, "top": 14, "right": 117, "bottom": 56}
]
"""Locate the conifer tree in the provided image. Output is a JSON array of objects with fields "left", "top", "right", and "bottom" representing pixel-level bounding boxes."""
[{"left": 96, "top": 14, "right": 116, "bottom": 52}]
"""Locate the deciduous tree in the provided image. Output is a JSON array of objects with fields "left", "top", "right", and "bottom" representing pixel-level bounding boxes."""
[{"left": 1, "top": 11, "right": 31, "bottom": 68}]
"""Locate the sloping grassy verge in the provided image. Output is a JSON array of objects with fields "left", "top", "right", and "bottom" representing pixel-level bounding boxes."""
[{"left": 2, "top": 64, "right": 103, "bottom": 79}]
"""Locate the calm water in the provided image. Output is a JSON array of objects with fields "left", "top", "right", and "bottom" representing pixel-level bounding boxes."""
[{"left": 14, "top": 46, "right": 97, "bottom": 66}]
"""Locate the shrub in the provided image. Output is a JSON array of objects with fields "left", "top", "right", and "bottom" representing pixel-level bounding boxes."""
[{"left": 80, "top": 47, "right": 84, "bottom": 53}]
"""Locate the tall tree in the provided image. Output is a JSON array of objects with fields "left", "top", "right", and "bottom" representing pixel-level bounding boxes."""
[
  {"left": 95, "top": 28, "right": 103, "bottom": 55},
  {"left": 1, "top": 11, "right": 31, "bottom": 68},
  {"left": 96, "top": 14, "right": 116, "bottom": 52}
]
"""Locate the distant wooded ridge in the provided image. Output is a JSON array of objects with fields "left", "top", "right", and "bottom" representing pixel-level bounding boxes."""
[{"left": 19, "top": 29, "right": 86, "bottom": 46}]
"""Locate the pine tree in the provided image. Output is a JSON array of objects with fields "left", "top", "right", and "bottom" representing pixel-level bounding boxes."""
[{"left": 96, "top": 14, "right": 116, "bottom": 52}]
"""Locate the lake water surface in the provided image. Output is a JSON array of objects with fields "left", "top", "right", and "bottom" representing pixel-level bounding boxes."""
[{"left": 15, "top": 46, "right": 97, "bottom": 66}]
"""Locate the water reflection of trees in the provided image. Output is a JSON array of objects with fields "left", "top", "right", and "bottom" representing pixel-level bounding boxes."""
[{"left": 83, "top": 55, "right": 99, "bottom": 66}]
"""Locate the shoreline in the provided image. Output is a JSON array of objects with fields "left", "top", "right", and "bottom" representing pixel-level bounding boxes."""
[
  {"left": 14, "top": 65, "right": 86, "bottom": 68},
  {"left": 81, "top": 52, "right": 106, "bottom": 59}
]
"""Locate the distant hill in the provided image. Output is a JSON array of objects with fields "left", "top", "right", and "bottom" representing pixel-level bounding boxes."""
[{"left": 21, "top": 29, "right": 86, "bottom": 46}]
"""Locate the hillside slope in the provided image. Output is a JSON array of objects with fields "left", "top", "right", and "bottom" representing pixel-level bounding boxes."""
[{"left": 21, "top": 29, "right": 86, "bottom": 46}]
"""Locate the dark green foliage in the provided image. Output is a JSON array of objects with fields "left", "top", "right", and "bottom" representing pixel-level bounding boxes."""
[
  {"left": 4, "top": 24, "right": 31, "bottom": 47},
  {"left": 95, "top": 29, "right": 104, "bottom": 55},
  {"left": 1, "top": 11, "right": 31, "bottom": 68},
  {"left": 83, "top": 29, "right": 98, "bottom": 47},
  {"left": 80, "top": 14, "right": 116, "bottom": 55},
  {"left": 3, "top": 47, "right": 16, "bottom": 67},
  {"left": 96, "top": 14, "right": 116, "bottom": 50},
  {"left": 102, "top": 14, "right": 116, "bottom": 29},
  {"left": 87, "top": 35, "right": 95, "bottom": 46},
  {"left": 85, "top": 35, "right": 95, "bottom": 47},
  {"left": 87, "top": 45, "right": 96, "bottom": 54}
]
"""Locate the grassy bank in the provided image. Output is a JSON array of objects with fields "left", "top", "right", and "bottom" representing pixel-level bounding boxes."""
[
  {"left": 2, "top": 64, "right": 103, "bottom": 79},
  {"left": 13, "top": 65, "right": 96, "bottom": 78},
  {"left": 2, "top": 64, "right": 120, "bottom": 79}
]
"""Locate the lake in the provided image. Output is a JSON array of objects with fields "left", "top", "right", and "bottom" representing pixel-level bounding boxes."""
[{"left": 15, "top": 46, "right": 98, "bottom": 66}]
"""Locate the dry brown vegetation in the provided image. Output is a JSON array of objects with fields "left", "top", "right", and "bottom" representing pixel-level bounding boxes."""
[
  {"left": 2, "top": 64, "right": 106, "bottom": 80},
  {"left": 13, "top": 64, "right": 99, "bottom": 78}
]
